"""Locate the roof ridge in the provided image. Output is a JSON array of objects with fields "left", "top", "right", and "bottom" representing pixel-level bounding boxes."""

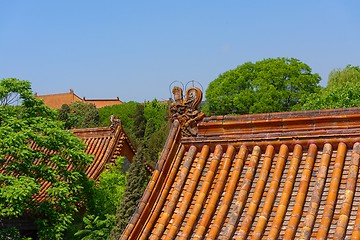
[{"left": 121, "top": 91, "right": 360, "bottom": 239}]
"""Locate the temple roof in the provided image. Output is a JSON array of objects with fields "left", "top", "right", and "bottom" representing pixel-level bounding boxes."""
[
  {"left": 72, "top": 123, "right": 136, "bottom": 180},
  {"left": 1, "top": 122, "right": 136, "bottom": 203},
  {"left": 121, "top": 102, "right": 360, "bottom": 239},
  {"left": 36, "top": 89, "right": 122, "bottom": 109},
  {"left": 34, "top": 123, "right": 136, "bottom": 201}
]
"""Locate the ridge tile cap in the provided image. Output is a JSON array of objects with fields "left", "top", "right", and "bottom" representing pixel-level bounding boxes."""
[{"left": 201, "top": 107, "right": 360, "bottom": 124}]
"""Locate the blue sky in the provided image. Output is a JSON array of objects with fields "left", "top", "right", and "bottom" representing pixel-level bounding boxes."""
[{"left": 1, "top": 1, "right": 359, "bottom": 102}]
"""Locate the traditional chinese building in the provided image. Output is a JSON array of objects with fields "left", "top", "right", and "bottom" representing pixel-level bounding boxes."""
[
  {"left": 1, "top": 120, "right": 136, "bottom": 235},
  {"left": 36, "top": 89, "right": 122, "bottom": 109},
  {"left": 121, "top": 85, "right": 360, "bottom": 239},
  {"left": 72, "top": 120, "right": 136, "bottom": 179},
  {"left": 39, "top": 119, "right": 136, "bottom": 201}
]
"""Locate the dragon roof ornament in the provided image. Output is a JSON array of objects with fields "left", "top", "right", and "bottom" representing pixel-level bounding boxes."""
[
  {"left": 110, "top": 115, "right": 122, "bottom": 131},
  {"left": 169, "top": 85, "right": 205, "bottom": 137}
]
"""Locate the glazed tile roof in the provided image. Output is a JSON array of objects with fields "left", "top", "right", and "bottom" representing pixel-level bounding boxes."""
[
  {"left": 121, "top": 107, "right": 360, "bottom": 240},
  {"left": 35, "top": 89, "right": 83, "bottom": 109},
  {"left": 72, "top": 123, "right": 136, "bottom": 180},
  {"left": 82, "top": 97, "right": 123, "bottom": 108},
  {"left": 36, "top": 89, "right": 122, "bottom": 109},
  {"left": 1, "top": 123, "right": 135, "bottom": 202},
  {"left": 35, "top": 123, "right": 135, "bottom": 201}
]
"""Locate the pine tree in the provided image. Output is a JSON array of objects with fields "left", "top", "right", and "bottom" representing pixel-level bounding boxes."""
[
  {"left": 132, "top": 103, "right": 146, "bottom": 140},
  {"left": 110, "top": 147, "right": 149, "bottom": 239}
]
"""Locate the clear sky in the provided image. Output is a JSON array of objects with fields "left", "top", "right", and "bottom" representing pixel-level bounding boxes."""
[{"left": 1, "top": 1, "right": 359, "bottom": 102}]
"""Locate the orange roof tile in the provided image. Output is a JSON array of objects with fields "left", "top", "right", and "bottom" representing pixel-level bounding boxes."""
[
  {"left": 72, "top": 123, "right": 136, "bottom": 180},
  {"left": 121, "top": 86, "right": 360, "bottom": 239},
  {"left": 1, "top": 122, "right": 136, "bottom": 202},
  {"left": 36, "top": 89, "right": 83, "bottom": 109},
  {"left": 83, "top": 97, "right": 123, "bottom": 108},
  {"left": 36, "top": 89, "right": 122, "bottom": 109}
]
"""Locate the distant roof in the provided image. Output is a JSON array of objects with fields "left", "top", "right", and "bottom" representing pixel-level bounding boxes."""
[
  {"left": 121, "top": 86, "right": 360, "bottom": 239},
  {"left": 37, "top": 122, "right": 135, "bottom": 201},
  {"left": 1, "top": 122, "right": 136, "bottom": 203},
  {"left": 72, "top": 122, "right": 136, "bottom": 180},
  {"left": 36, "top": 89, "right": 122, "bottom": 109}
]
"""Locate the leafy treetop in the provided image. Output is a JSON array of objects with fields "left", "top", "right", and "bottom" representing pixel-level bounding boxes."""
[
  {"left": 58, "top": 101, "right": 101, "bottom": 129},
  {"left": 0, "top": 78, "right": 92, "bottom": 240},
  {"left": 205, "top": 58, "right": 321, "bottom": 115},
  {"left": 298, "top": 65, "right": 360, "bottom": 110},
  {"left": 327, "top": 65, "right": 360, "bottom": 89}
]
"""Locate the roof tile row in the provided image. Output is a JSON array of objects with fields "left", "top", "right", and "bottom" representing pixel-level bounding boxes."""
[
  {"left": 1, "top": 124, "right": 135, "bottom": 203},
  {"left": 122, "top": 107, "right": 360, "bottom": 239}
]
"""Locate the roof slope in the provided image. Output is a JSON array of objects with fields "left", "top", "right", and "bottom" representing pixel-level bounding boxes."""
[
  {"left": 36, "top": 89, "right": 122, "bottom": 109},
  {"left": 33, "top": 123, "right": 136, "bottom": 201},
  {"left": 72, "top": 122, "right": 136, "bottom": 180},
  {"left": 83, "top": 97, "right": 123, "bottom": 108},
  {"left": 36, "top": 89, "right": 83, "bottom": 109},
  {"left": 1, "top": 122, "right": 136, "bottom": 203},
  {"left": 121, "top": 89, "right": 360, "bottom": 239}
]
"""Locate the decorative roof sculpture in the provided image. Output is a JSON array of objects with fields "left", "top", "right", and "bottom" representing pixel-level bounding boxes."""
[
  {"left": 169, "top": 85, "right": 205, "bottom": 137},
  {"left": 121, "top": 86, "right": 360, "bottom": 239}
]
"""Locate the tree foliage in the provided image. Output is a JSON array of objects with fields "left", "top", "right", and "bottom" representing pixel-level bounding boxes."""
[
  {"left": 58, "top": 101, "right": 100, "bottom": 129},
  {"left": 143, "top": 100, "right": 168, "bottom": 135},
  {"left": 98, "top": 101, "right": 139, "bottom": 129},
  {"left": 71, "top": 99, "right": 169, "bottom": 239},
  {"left": 0, "top": 227, "right": 31, "bottom": 240},
  {"left": 132, "top": 103, "right": 146, "bottom": 140},
  {"left": 67, "top": 157, "right": 127, "bottom": 240},
  {"left": 110, "top": 148, "right": 149, "bottom": 240},
  {"left": 74, "top": 214, "right": 115, "bottom": 240},
  {"left": 99, "top": 100, "right": 167, "bottom": 133},
  {"left": 99, "top": 100, "right": 169, "bottom": 165},
  {"left": 298, "top": 65, "right": 360, "bottom": 110},
  {"left": 327, "top": 64, "right": 360, "bottom": 90},
  {"left": 101, "top": 100, "right": 169, "bottom": 239},
  {"left": 84, "top": 157, "right": 127, "bottom": 218},
  {"left": 0, "top": 78, "right": 92, "bottom": 239},
  {"left": 205, "top": 58, "right": 322, "bottom": 115}
]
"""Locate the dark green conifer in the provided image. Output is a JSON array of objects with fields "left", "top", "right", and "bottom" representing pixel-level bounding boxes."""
[{"left": 110, "top": 147, "right": 149, "bottom": 240}]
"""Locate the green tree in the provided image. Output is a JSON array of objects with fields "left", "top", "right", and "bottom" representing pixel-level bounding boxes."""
[
  {"left": 98, "top": 100, "right": 169, "bottom": 239},
  {"left": 68, "top": 157, "right": 127, "bottom": 240},
  {"left": 83, "top": 157, "right": 127, "bottom": 218},
  {"left": 299, "top": 65, "right": 360, "bottom": 110},
  {"left": 98, "top": 100, "right": 169, "bottom": 163},
  {"left": 98, "top": 101, "right": 139, "bottom": 130},
  {"left": 327, "top": 64, "right": 360, "bottom": 89},
  {"left": 0, "top": 78, "right": 92, "bottom": 239},
  {"left": 142, "top": 100, "right": 168, "bottom": 166},
  {"left": 98, "top": 100, "right": 168, "bottom": 139},
  {"left": 58, "top": 101, "right": 100, "bottom": 129},
  {"left": 131, "top": 103, "right": 146, "bottom": 145},
  {"left": 98, "top": 101, "right": 140, "bottom": 148},
  {"left": 205, "top": 58, "right": 321, "bottom": 115},
  {"left": 0, "top": 227, "right": 31, "bottom": 240},
  {"left": 143, "top": 99, "right": 168, "bottom": 133},
  {"left": 144, "top": 121, "right": 169, "bottom": 166},
  {"left": 110, "top": 148, "right": 149, "bottom": 240},
  {"left": 74, "top": 214, "right": 115, "bottom": 240}
]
